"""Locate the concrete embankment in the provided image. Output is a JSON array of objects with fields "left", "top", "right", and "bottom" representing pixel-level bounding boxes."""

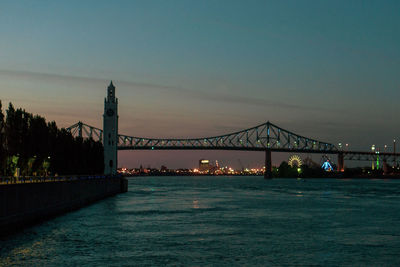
[{"left": 0, "top": 176, "right": 128, "bottom": 237}]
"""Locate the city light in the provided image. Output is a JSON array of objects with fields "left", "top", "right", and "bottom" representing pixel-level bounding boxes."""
[{"left": 117, "top": 164, "right": 267, "bottom": 176}]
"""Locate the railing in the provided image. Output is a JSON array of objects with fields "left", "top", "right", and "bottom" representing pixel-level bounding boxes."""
[{"left": 0, "top": 175, "right": 120, "bottom": 185}]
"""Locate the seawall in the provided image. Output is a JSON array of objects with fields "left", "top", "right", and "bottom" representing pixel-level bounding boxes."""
[{"left": 0, "top": 177, "right": 128, "bottom": 237}]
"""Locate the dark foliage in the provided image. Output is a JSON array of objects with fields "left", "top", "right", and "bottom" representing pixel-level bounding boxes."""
[
  {"left": 0, "top": 101, "right": 5, "bottom": 174},
  {"left": 0, "top": 102, "right": 104, "bottom": 176},
  {"left": 272, "top": 161, "right": 329, "bottom": 178}
]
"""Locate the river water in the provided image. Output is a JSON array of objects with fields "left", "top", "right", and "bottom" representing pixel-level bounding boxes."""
[{"left": 1, "top": 176, "right": 400, "bottom": 266}]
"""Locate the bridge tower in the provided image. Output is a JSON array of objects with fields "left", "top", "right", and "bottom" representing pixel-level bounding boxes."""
[
  {"left": 103, "top": 81, "right": 118, "bottom": 175},
  {"left": 264, "top": 149, "right": 272, "bottom": 179},
  {"left": 337, "top": 152, "right": 344, "bottom": 172}
]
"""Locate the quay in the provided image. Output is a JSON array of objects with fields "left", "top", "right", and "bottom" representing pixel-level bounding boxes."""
[{"left": 0, "top": 176, "right": 128, "bottom": 237}]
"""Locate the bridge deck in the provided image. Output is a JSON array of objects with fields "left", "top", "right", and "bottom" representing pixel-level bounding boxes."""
[
  {"left": 67, "top": 121, "right": 400, "bottom": 162},
  {"left": 117, "top": 146, "right": 339, "bottom": 154}
]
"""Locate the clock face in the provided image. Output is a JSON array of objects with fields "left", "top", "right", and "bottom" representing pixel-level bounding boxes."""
[{"left": 106, "top": 109, "right": 114, "bottom": 116}]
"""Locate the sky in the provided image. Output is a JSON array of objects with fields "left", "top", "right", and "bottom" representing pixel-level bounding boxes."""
[{"left": 0, "top": 0, "right": 399, "bottom": 169}]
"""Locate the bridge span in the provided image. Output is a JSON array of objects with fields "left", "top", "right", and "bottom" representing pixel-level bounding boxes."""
[
  {"left": 67, "top": 82, "right": 399, "bottom": 178},
  {"left": 67, "top": 120, "right": 399, "bottom": 178}
]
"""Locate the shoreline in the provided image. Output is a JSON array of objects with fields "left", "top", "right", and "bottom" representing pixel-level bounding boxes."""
[{"left": 121, "top": 173, "right": 400, "bottom": 179}]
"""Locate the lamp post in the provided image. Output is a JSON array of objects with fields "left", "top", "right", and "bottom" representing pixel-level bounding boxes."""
[
  {"left": 394, "top": 139, "right": 397, "bottom": 168},
  {"left": 371, "top": 145, "right": 375, "bottom": 170}
]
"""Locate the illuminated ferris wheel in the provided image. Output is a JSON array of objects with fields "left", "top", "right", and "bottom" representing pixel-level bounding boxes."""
[{"left": 288, "top": 155, "right": 302, "bottom": 167}]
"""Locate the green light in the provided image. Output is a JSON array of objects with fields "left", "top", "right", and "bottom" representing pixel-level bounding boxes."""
[{"left": 376, "top": 155, "right": 379, "bottom": 169}]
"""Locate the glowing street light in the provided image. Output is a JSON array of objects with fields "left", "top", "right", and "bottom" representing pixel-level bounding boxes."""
[{"left": 395, "top": 139, "right": 398, "bottom": 168}]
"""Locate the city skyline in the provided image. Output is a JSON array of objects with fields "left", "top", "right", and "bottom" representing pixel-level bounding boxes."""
[{"left": 1, "top": 0, "right": 399, "bottom": 168}]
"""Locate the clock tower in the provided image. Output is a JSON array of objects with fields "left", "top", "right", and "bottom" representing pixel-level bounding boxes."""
[{"left": 103, "top": 81, "right": 118, "bottom": 175}]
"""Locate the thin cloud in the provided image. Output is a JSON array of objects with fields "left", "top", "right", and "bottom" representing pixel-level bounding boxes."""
[
  {"left": 1, "top": 68, "right": 334, "bottom": 112},
  {"left": 0, "top": 69, "right": 105, "bottom": 85}
]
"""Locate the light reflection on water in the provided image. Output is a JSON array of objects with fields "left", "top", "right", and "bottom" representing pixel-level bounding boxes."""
[{"left": 1, "top": 176, "right": 400, "bottom": 266}]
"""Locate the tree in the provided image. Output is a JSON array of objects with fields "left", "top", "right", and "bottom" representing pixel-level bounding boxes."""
[
  {"left": 1, "top": 101, "right": 104, "bottom": 176},
  {"left": 277, "top": 161, "right": 298, "bottom": 177},
  {"left": 0, "top": 101, "right": 5, "bottom": 175}
]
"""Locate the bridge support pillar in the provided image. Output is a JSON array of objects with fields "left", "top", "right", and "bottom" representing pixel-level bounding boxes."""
[
  {"left": 264, "top": 149, "right": 272, "bottom": 179},
  {"left": 338, "top": 152, "right": 344, "bottom": 172},
  {"left": 383, "top": 160, "right": 389, "bottom": 175}
]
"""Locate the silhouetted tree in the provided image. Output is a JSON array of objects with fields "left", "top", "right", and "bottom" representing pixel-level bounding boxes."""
[
  {"left": 0, "top": 101, "right": 5, "bottom": 175},
  {"left": 276, "top": 161, "right": 298, "bottom": 177},
  {"left": 1, "top": 101, "right": 104, "bottom": 176}
]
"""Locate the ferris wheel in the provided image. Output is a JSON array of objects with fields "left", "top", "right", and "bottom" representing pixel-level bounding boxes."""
[{"left": 288, "top": 155, "right": 302, "bottom": 167}]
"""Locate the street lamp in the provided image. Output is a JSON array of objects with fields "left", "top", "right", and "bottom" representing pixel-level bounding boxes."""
[
  {"left": 394, "top": 139, "right": 397, "bottom": 168},
  {"left": 371, "top": 145, "right": 376, "bottom": 170}
]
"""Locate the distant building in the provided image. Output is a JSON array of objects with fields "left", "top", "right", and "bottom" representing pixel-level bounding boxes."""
[
  {"left": 199, "top": 159, "right": 211, "bottom": 172},
  {"left": 161, "top": 165, "right": 168, "bottom": 172}
]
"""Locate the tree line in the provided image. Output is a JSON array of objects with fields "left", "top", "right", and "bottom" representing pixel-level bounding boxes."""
[{"left": 0, "top": 101, "right": 104, "bottom": 176}]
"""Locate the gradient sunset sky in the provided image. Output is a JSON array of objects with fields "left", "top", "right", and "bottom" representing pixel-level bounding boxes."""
[{"left": 1, "top": 0, "right": 399, "bottom": 169}]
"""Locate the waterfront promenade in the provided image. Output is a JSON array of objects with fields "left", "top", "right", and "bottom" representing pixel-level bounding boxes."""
[
  {"left": 0, "top": 176, "right": 128, "bottom": 237},
  {"left": 0, "top": 175, "right": 117, "bottom": 185}
]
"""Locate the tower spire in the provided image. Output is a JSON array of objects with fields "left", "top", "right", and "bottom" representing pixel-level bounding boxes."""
[
  {"left": 107, "top": 80, "right": 116, "bottom": 102},
  {"left": 108, "top": 80, "right": 115, "bottom": 89}
]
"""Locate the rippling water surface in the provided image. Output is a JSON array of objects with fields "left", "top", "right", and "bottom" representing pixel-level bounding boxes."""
[{"left": 1, "top": 176, "right": 400, "bottom": 266}]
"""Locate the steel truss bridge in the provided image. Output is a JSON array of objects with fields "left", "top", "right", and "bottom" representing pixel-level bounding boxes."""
[
  {"left": 341, "top": 151, "right": 399, "bottom": 162},
  {"left": 67, "top": 121, "right": 337, "bottom": 153},
  {"left": 67, "top": 121, "right": 399, "bottom": 177}
]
